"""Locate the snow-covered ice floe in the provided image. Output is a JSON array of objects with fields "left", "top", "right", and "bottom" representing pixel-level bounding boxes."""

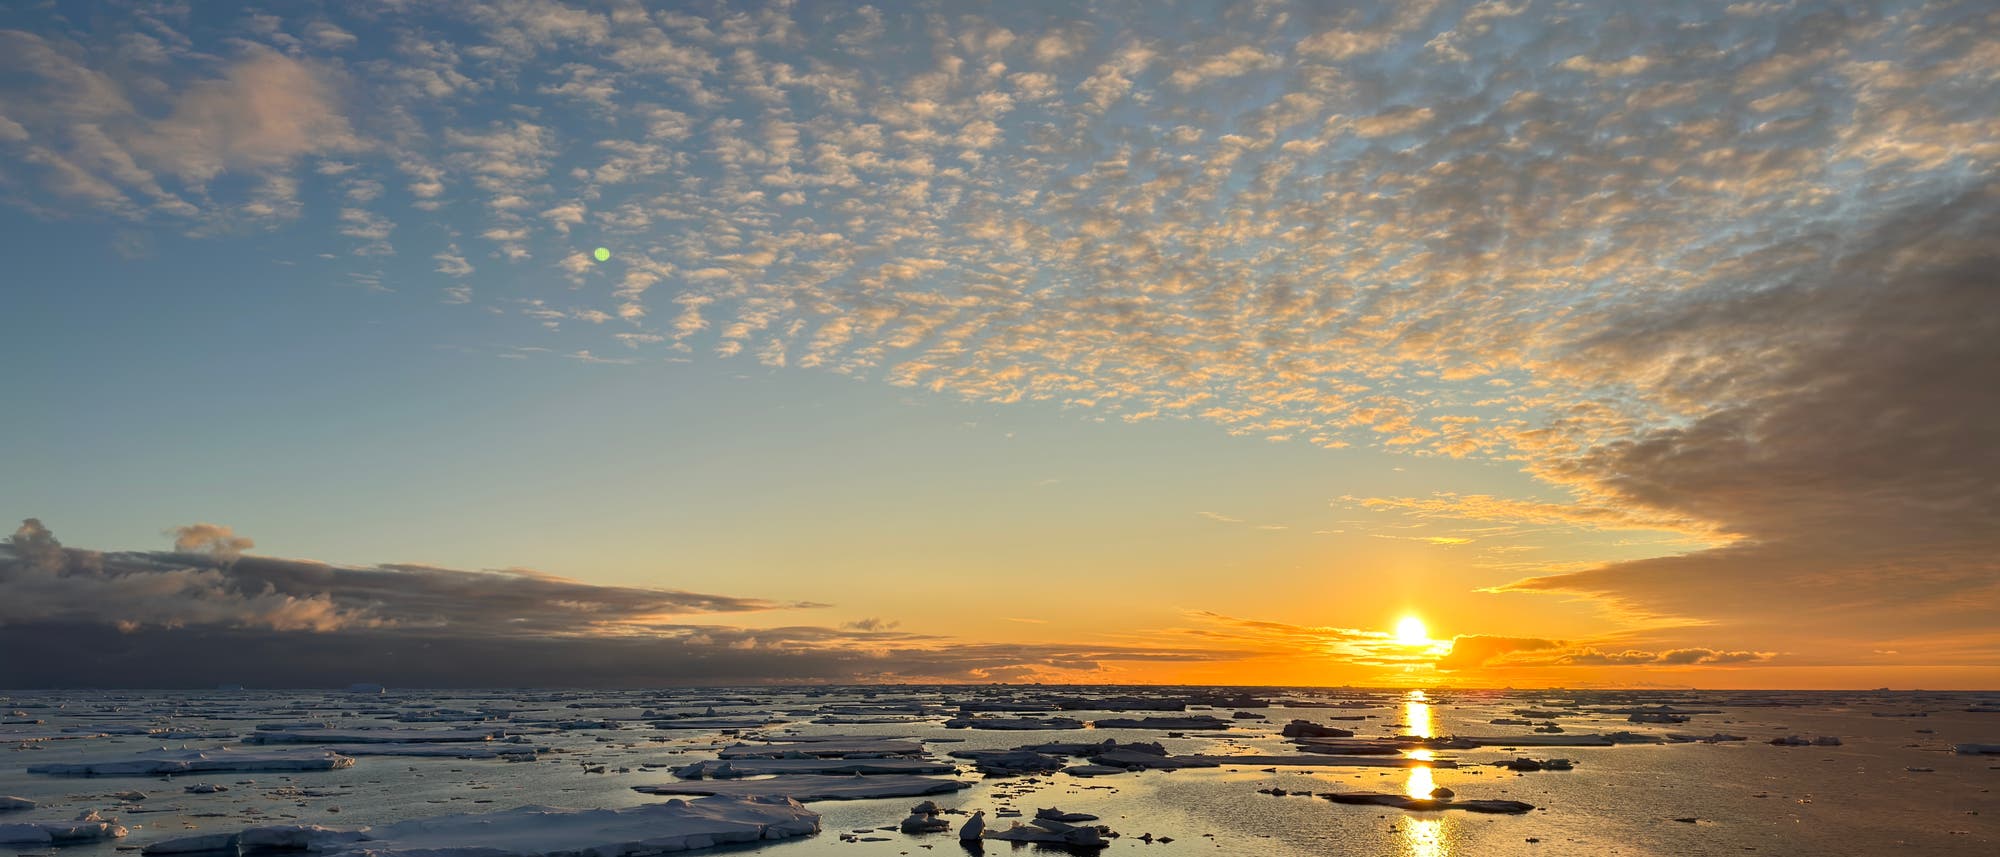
[
  {"left": 984, "top": 817, "right": 1111, "bottom": 848},
  {"left": 646, "top": 718, "right": 784, "bottom": 730},
  {"left": 140, "top": 796, "right": 817, "bottom": 857},
  {"left": 671, "top": 758, "right": 954, "bottom": 778},
  {"left": 27, "top": 748, "right": 356, "bottom": 776},
  {"left": 943, "top": 715, "right": 1084, "bottom": 730},
  {"left": 1090, "top": 716, "right": 1232, "bottom": 730},
  {"left": 715, "top": 738, "right": 923, "bottom": 759},
  {"left": 243, "top": 728, "right": 502, "bottom": 744},
  {"left": 635, "top": 774, "right": 970, "bottom": 801},
  {"left": 0, "top": 810, "right": 128, "bottom": 846},
  {"left": 315, "top": 743, "right": 539, "bottom": 759}
]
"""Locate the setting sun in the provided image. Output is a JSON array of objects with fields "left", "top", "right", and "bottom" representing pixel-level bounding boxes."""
[{"left": 1395, "top": 615, "right": 1430, "bottom": 646}]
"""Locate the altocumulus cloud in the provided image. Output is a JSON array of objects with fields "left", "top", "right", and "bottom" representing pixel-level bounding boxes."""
[{"left": 1, "top": 0, "right": 1995, "bottom": 667}]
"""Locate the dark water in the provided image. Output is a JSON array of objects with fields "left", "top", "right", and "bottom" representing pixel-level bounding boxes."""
[{"left": 3, "top": 688, "right": 1996, "bottom": 856}]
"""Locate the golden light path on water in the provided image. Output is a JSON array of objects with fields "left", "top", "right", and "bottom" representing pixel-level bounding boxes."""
[{"left": 1402, "top": 689, "right": 1447, "bottom": 857}]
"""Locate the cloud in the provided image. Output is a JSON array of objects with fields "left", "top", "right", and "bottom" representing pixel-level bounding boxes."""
[
  {"left": 1434, "top": 634, "right": 1561, "bottom": 670},
  {"left": 0, "top": 33, "right": 356, "bottom": 222},
  {"left": 0, "top": 620, "right": 1239, "bottom": 688},
  {"left": 1, "top": 519, "right": 797, "bottom": 637},
  {"left": 1561, "top": 647, "right": 1771, "bottom": 666},
  {"left": 135, "top": 49, "right": 359, "bottom": 183},
  {"left": 0, "top": 521, "right": 1247, "bottom": 687},
  {"left": 169, "top": 523, "right": 254, "bottom": 561},
  {"left": 1431, "top": 636, "right": 1771, "bottom": 671},
  {"left": 1495, "top": 188, "right": 2000, "bottom": 642}
]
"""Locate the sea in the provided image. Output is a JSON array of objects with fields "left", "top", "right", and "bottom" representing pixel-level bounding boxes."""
[{"left": 3, "top": 687, "right": 1996, "bottom": 856}]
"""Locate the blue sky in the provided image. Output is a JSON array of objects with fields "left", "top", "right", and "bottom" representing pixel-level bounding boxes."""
[{"left": 2, "top": 0, "right": 1996, "bottom": 687}]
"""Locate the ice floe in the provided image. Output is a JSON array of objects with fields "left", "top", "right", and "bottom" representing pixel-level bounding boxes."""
[
  {"left": 27, "top": 748, "right": 356, "bottom": 776},
  {"left": 942, "top": 715, "right": 1083, "bottom": 730},
  {"left": 716, "top": 738, "right": 923, "bottom": 758},
  {"left": 244, "top": 728, "right": 502, "bottom": 744},
  {"left": 141, "top": 796, "right": 817, "bottom": 857},
  {"left": 634, "top": 774, "right": 970, "bottom": 801},
  {"left": 1091, "top": 715, "right": 1232, "bottom": 730},
  {"left": 1319, "top": 792, "right": 1535, "bottom": 814},
  {"left": 0, "top": 810, "right": 128, "bottom": 846},
  {"left": 670, "top": 758, "right": 953, "bottom": 777}
]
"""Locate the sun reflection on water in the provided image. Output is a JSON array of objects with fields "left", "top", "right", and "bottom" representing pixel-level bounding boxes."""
[
  {"left": 1401, "top": 689, "right": 1448, "bottom": 857},
  {"left": 1405, "top": 689, "right": 1434, "bottom": 739}
]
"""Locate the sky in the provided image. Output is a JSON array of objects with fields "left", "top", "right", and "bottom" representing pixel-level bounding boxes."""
[{"left": 2, "top": 0, "right": 1996, "bottom": 689}]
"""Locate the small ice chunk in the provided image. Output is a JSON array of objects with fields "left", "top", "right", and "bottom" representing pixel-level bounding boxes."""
[{"left": 959, "top": 810, "right": 986, "bottom": 841}]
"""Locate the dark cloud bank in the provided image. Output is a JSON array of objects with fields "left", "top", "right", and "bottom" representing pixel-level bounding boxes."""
[
  {"left": 0, "top": 520, "right": 1228, "bottom": 688},
  {"left": 1506, "top": 186, "right": 2000, "bottom": 649}
]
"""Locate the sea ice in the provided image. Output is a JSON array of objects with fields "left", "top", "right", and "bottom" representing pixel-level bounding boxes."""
[
  {"left": 0, "top": 810, "right": 128, "bottom": 845},
  {"left": 1281, "top": 720, "right": 1356, "bottom": 738},
  {"left": 1319, "top": 792, "right": 1535, "bottom": 814},
  {"left": 945, "top": 749, "right": 1068, "bottom": 776},
  {"left": 984, "top": 817, "right": 1111, "bottom": 847},
  {"left": 27, "top": 748, "right": 356, "bottom": 776},
  {"left": 646, "top": 718, "right": 783, "bottom": 730},
  {"left": 716, "top": 739, "right": 924, "bottom": 759},
  {"left": 670, "top": 758, "right": 953, "bottom": 777},
  {"left": 314, "top": 743, "right": 539, "bottom": 759},
  {"left": 1091, "top": 716, "right": 1232, "bottom": 730},
  {"left": 244, "top": 728, "right": 502, "bottom": 744},
  {"left": 142, "top": 796, "right": 817, "bottom": 857},
  {"left": 1187, "top": 754, "right": 1457, "bottom": 769},
  {"left": 942, "top": 715, "right": 1084, "bottom": 730},
  {"left": 634, "top": 774, "right": 970, "bottom": 801},
  {"left": 958, "top": 810, "right": 986, "bottom": 840}
]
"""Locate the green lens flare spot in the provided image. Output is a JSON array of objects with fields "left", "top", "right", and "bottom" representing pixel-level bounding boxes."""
[{"left": 593, "top": 247, "right": 611, "bottom": 262}]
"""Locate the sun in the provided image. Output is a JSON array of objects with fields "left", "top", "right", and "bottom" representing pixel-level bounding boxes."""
[{"left": 1395, "top": 615, "right": 1429, "bottom": 646}]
